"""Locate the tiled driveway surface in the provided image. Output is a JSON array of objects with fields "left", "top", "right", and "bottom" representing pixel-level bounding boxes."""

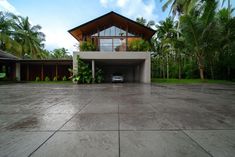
[{"left": 0, "top": 83, "right": 235, "bottom": 157}]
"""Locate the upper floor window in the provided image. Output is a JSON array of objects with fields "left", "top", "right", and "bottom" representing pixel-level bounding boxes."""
[{"left": 91, "top": 26, "right": 136, "bottom": 37}]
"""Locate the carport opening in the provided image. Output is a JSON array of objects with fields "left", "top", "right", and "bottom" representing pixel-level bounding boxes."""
[{"left": 84, "top": 59, "right": 145, "bottom": 83}]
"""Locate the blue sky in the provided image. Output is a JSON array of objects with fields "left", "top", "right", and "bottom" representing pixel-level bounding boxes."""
[
  {"left": 0, "top": 0, "right": 170, "bottom": 53},
  {"left": 0, "top": 0, "right": 234, "bottom": 54}
]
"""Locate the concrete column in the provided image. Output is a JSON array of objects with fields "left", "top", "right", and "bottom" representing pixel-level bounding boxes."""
[
  {"left": 144, "top": 55, "right": 151, "bottom": 83},
  {"left": 15, "top": 63, "right": 20, "bottom": 81},
  {"left": 73, "top": 52, "right": 78, "bottom": 76},
  {"left": 92, "top": 60, "right": 95, "bottom": 80}
]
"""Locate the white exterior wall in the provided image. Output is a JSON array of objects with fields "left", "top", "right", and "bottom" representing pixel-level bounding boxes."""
[{"left": 73, "top": 51, "right": 151, "bottom": 83}]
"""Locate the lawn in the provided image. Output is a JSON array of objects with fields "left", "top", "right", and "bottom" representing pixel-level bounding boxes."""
[{"left": 151, "top": 78, "right": 234, "bottom": 84}]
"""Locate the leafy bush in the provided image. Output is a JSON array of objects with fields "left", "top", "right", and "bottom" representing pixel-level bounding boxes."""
[
  {"left": 95, "top": 68, "right": 104, "bottom": 83},
  {"left": 62, "top": 76, "right": 67, "bottom": 81},
  {"left": 74, "top": 55, "right": 93, "bottom": 83},
  {"left": 45, "top": 76, "right": 50, "bottom": 81},
  {"left": 73, "top": 55, "right": 104, "bottom": 84},
  {"left": 80, "top": 39, "right": 96, "bottom": 51},
  {"left": 53, "top": 76, "right": 58, "bottom": 81},
  {"left": 35, "top": 76, "right": 40, "bottom": 82},
  {"left": 128, "top": 39, "right": 151, "bottom": 51}
]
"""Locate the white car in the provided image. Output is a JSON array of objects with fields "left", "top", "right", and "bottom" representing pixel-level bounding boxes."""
[{"left": 112, "top": 73, "right": 124, "bottom": 83}]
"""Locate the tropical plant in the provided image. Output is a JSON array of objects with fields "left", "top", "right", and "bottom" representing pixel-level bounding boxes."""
[
  {"left": 0, "top": 11, "right": 45, "bottom": 58},
  {"left": 13, "top": 15, "right": 45, "bottom": 58},
  {"left": 35, "top": 76, "right": 40, "bottom": 81},
  {"left": 0, "top": 12, "right": 22, "bottom": 55},
  {"left": 75, "top": 55, "right": 93, "bottom": 83},
  {"left": 161, "top": 0, "right": 197, "bottom": 16},
  {"left": 51, "top": 48, "right": 71, "bottom": 59},
  {"left": 80, "top": 39, "right": 96, "bottom": 51},
  {"left": 128, "top": 39, "right": 151, "bottom": 51},
  {"left": 136, "top": 17, "right": 155, "bottom": 27},
  {"left": 53, "top": 76, "right": 58, "bottom": 81},
  {"left": 62, "top": 76, "right": 67, "bottom": 81},
  {"left": 180, "top": 0, "right": 220, "bottom": 79},
  {"left": 45, "top": 76, "right": 50, "bottom": 81},
  {"left": 95, "top": 68, "right": 104, "bottom": 83}
]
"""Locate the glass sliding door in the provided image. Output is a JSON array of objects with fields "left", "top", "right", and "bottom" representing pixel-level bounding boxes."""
[
  {"left": 99, "top": 38, "right": 126, "bottom": 52},
  {"left": 100, "top": 39, "right": 112, "bottom": 52}
]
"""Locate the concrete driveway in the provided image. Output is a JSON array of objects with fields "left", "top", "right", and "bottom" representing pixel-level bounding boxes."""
[{"left": 0, "top": 83, "right": 235, "bottom": 157}]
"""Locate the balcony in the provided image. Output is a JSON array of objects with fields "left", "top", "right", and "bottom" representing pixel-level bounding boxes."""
[{"left": 80, "top": 38, "right": 151, "bottom": 52}]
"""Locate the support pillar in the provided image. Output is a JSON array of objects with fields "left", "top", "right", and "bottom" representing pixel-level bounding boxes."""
[
  {"left": 15, "top": 63, "right": 20, "bottom": 81},
  {"left": 92, "top": 60, "right": 95, "bottom": 81}
]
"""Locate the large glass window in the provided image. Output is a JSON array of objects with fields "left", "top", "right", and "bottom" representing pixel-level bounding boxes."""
[
  {"left": 99, "top": 38, "right": 126, "bottom": 52},
  {"left": 92, "top": 26, "right": 129, "bottom": 37},
  {"left": 91, "top": 25, "right": 137, "bottom": 51},
  {"left": 100, "top": 39, "right": 112, "bottom": 51}
]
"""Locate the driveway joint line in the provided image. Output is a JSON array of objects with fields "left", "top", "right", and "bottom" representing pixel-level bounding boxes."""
[
  {"left": 27, "top": 98, "right": 93, "bottom": 157},
  {"left": 182, "top": 130, "right": 214, "bottom": 157}
]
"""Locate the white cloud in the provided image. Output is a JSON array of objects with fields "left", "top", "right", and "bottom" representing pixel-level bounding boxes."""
[
  {"left": 99, "top": 0, "right": 158, "bottom": 21},
  {"left": 117, "top": 0, "right": 128, "bottom": 7},
  {"left": 100, "top": 0, "right": 109, "bottom": 7},
  {"left": 0, "top": 0, "right": 19, "bottom": 14},
  {"left": 42, "top": 27, "right": 77, "bottom": 54}
]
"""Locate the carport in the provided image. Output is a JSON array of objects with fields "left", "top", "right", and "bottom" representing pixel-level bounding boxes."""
[
  {"left": 73, "top": 52, "right": 151, "bottom": 83},
  {"left": 90, "top": 59, "right": 144, "bottom": 82}
]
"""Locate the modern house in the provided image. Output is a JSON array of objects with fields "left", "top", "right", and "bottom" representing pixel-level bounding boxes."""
[
  {"left": 1, "top": 11, "right": 155, "bottom": 83},
  {"left": 69, "top": 11, "right": 155, "bottom": 83}
]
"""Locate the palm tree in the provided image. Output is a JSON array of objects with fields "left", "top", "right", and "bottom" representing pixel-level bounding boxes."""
[
  {"left": 180, "top": 0, "right": 219, "bottom": 79},
  {"left": 0, "top": 12, "right": 21, "bottom": 55},
  {"left": 13, "top": 15, "right": 45, "bottom": 58},
  {"left": 156, "top": 17, "right": 177, "bottom": 79},
  {"left": 217, "top": 8, "right": 235, "bottom": 79},
  {"left": 161, "top": 0, "right": 196, "bottom": 16},
  {"left": 136, "top": 17, "right": 155, "bottom": 28},
  {"left": 51, "top": 48, "right": 71, "bottom": 59}
]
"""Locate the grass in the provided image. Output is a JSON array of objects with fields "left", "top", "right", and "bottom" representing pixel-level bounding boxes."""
[
  {"left": 151, "top": 78, "right": 234, "bottom": 84},
  {"left": 0, "top": 81, "right": 73, "bottom": 85},
  {"left": 30, "top": 81, "right": 73, "bottom": 84}
]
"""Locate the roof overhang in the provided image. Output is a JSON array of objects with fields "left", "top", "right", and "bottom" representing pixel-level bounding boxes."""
[
  {"left": 0, "top": 50, "right": 19, "bottom": 61},
  {"left": 68, "top": 11, "right": 156, "bottom": 41}
]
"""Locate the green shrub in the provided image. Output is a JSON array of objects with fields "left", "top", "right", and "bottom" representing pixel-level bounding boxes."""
[
  {"left": 80, "top": 39, "right": 96, "bottom": 51},
  {"left": 95, "top": 68, "right": 104, "bottom": 83},
  {"left": 53, "top": 76, "right": 58, "bottom": 81},
  {"left": 35, "top": 76, "right": 40, "bottom": 82},
  {"left": 62, "top": 76, "right": 67, "bottom": 81},
  {"left": 45, "top": 76, "right": 50, "bottom": 81},
  {"left": 128, "top": 39, "right": 151, "bottom": 51}
]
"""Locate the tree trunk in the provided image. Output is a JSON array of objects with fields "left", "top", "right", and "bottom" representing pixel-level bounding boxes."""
[
  {"left": 197, "top": 56, "right": 204, "bottom": 80},
  {"left": 199, "top": 68, "right": 204, "bottom": 80}
]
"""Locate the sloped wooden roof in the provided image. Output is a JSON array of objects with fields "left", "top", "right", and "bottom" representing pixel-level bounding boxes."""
[
  {"left": 0, "top": 50, "right": 19, "bottom": 60},
  {"left": 68, "top": 11, "right": 156, "bottom": 41}
]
